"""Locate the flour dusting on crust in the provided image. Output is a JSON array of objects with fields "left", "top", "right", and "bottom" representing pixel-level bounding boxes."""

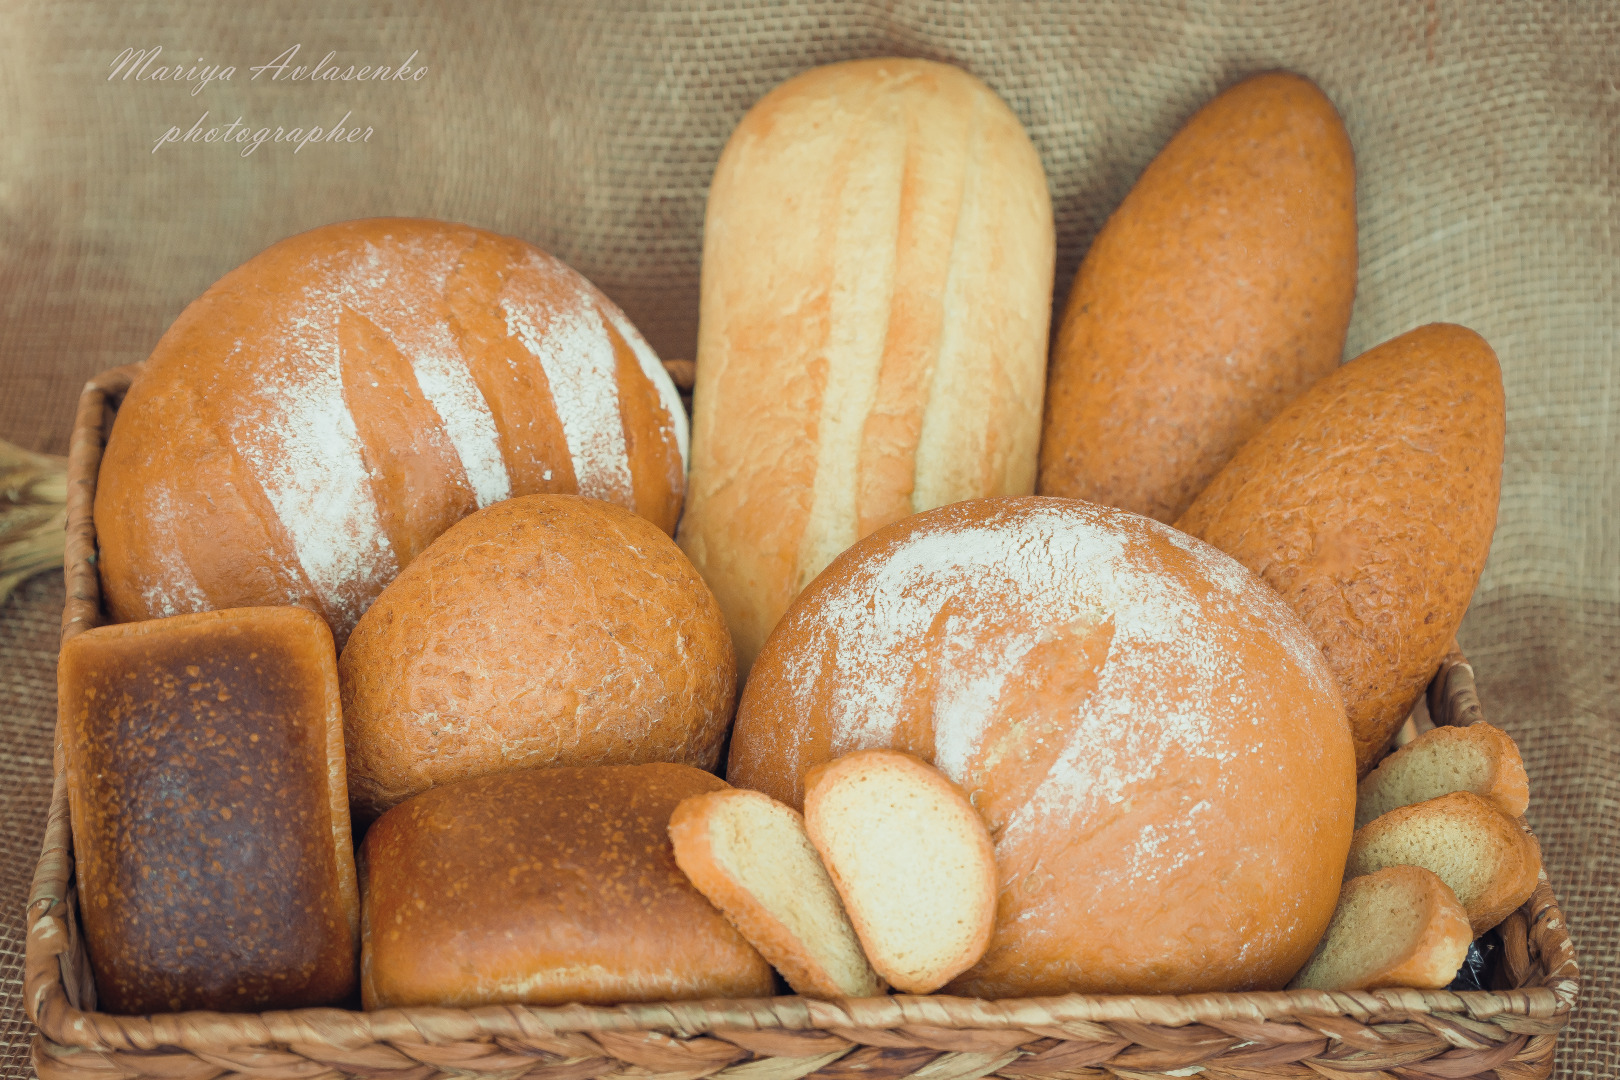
[
  {"left": 138, "top": 485, "right": 209, "bottom": 617},
  {"left": 502, "top": 254, "right": 634, "bottom": 503},
  {"left": 230, "top": 303, "right": 397, "bottom": 635},
  {"left": 768, "top": 496, "right": 1342, "bottom": 871},
  {"left": 338, "top": 238, "right": 511, "bottom": 508}
]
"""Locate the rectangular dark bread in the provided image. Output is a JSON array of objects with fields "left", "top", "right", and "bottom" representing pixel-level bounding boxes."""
[
  {"left": 359, "top": 763, "right": 775, "bottom": 1008},
  {"left": 58, "top": 607, "right": 359, "bottom": 1014}
]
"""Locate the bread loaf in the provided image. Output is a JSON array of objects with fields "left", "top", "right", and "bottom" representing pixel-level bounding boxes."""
[
  {"left": 1177, "top": 324, "right": 1506, "bottom": 774},
  {"left": 669, "top": 788, "right": 882, "bottom": 999},
  {"left": 1288, "top": 866, "right": 1471, "bottom": 991},
  {"left": 678, "top": 58, "right": 1055, "bottom": 673},
  {"left": 728, "top": 497, "right": 1355, "bottom": 996},
  {"left": 58, "top": 607, "right": 358, "bottom": 1014},
  {"left": 803, "top": 750, "right": 996, "bottom": 995},
  {"left": 1039, "top": 71, "right": 1357, "bottom": 523},
  {"left": 359, "top": 764, "right": 774, "bottom": 1008},
  {"left": 339, "top": 494, "right": 735, "bottom": 822},
  {"left": 97, "top": 218, "right": 688, "bottom": 648},
  {"left": 1346, "top": 791, "right": 1541, "bottom": 935},
  {"left": 1357, "top": 722, "right": 1529, "bottom": 829}
]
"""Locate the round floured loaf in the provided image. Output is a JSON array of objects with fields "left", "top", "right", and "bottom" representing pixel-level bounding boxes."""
[
  {"left": 340, "top": 494, "right": 735, "bottom": 822},
  {"left": 97, "top": 217, "right": 688, "bottom": 648},
  {"left": 728, "top": 496, "right": 1356, "bottom": 997}
]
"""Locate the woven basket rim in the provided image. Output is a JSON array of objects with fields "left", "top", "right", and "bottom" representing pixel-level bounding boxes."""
[{"left": 23, "top": 363, "right": 1582, "bottom": 1074}]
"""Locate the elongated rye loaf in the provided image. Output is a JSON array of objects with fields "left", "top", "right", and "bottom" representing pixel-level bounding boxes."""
[{"left": 678, "top": 59, "right": 1055, "bottom": 673}]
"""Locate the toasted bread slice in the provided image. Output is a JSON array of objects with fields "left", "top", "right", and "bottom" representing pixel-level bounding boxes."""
[
  {"left": 669, "top": 788, "right": 882, "bottom": 998},
  {"left": 1289, "top": 865, "right": 1471, "bottom": 990},
  {"left": 802, "top": 750, "right": 997, "bottom": 994},
  {"left": 1357, "top": 722, "right": 1528, "bottom": 829},
  {"left": 1347, "top": 791, "right": 1541, "bottom": 935}
]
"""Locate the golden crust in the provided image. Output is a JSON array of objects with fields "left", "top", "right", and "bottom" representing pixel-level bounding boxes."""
[
  {"left": 97, "top": 217, "right": 685, "bottom": 649},
  {"left": 339, "top": 494, "right": 735, "bottom": 822},
  {"left": 359, "top": 764, "right": 773, "bottom": 1009},
  {"left": 679, "top": 59, "right": 1055, "bottom": 675},
  {"left": 730, "top": 498, "right": 1355, "bottom": 997},
  {"left": 1178, "top": 323, "right": 1506, "bottom": 775},
  {"left": 1040, "top": 71, "right": 1357, "bottom": 524}
]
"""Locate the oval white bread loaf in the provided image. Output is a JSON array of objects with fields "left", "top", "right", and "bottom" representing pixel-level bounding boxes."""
[
  {"left": 1346, "top": 791, "right": 1541, "bottom": 935},
  {"left": 668, "top": 788, "right": 882, "bottom": 999},
  {"left": 803, "top": 750, "right": 997, "bottom": 995},
  {"left": 97, "top": 218, "right": 688, "bottom": 648},
  {"left": 678, "top": 59, "right": 1055, "bottom": 674},
  {"left": 1356, "top": 722, "right": 1529, "bottom": 829},
  {"left": 1288, "top": 865, "right": 1471, "bottom": 991}
]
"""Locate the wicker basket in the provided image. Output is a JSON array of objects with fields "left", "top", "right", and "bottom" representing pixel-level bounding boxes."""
[{"left": 26, "top": 365, "right": 1580, "bottom": 1080}]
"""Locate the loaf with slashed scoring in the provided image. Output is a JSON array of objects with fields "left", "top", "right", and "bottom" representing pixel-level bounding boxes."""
[
  {"left": 97, "top": 217, "right": 688, "bottom": 648},
  {"left": 678, "top": 59, "right": 1056, "bottom": 674}
]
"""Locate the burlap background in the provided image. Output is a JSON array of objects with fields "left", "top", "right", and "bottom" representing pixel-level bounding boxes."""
[{"left": 1, "top": 2, "right": 1614, "bottom": 1076}]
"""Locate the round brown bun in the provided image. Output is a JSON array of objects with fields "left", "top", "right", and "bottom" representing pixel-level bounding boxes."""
[
  {"left": 96, "top": 218, "right": 687, "bottom": 648},
  {"left": 340, "top": 494, "right": 734, "bottom": 822},
  {"left": 728, "top": 496, "right": 1356, "bottom": 997}
]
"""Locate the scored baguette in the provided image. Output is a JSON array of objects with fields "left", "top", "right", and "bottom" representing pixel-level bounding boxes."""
[
  {"left": 1289, "top": 865, "right": 1471, "bottom": 991},
  {"left": 669, "top": 788, "right": 882, "bottom": 999},
  {"left": 1346, "top": 790, "right": 1541, "bottom": 935},
  {"left": 1356, "top": 721, "right": 1529, "bottom": 829}
]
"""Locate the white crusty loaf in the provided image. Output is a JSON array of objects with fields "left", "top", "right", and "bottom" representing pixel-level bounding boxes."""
[
  {"left": 802, "top": 750, "right": 997, "bottom": 995},
  {"left": 1356, "top": 722, "right": 1529, "bottom": 829},
  {"left": 668, "top": 788, "right": 882, "bottom": 999},
  {"left": 1347, "top": 791, "right": 1541, "bottom": 935},
  {"left": 678, "top": 58, "right": 1056, "bottom": 673},
  {"left": 1289, "top": 865, "right": 1472, "bottom": 991}
]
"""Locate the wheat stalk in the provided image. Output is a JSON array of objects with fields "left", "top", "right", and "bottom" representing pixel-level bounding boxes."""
[{"left": 0, "top": 439, "right": 67, "bottom": 608}]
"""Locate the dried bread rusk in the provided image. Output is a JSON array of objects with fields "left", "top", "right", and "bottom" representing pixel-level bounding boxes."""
[
  {"left": 679, "top": 58, "right": 1056, "bottom": 674},
  {"left": 360, "top": 764, "right": 774, "bottom": 1008},
  {"left": 1288, "top": 865, "right": 1471, "bottom": 991},
  {"left": 57, "top": 607, "right": 359, "bottom": 1015},
  {"left": 339, "top": 494, "right": 736, "bottom": 823},
  {"left": 1356, "top": 722, "right": 1529, "bottom": 829},
  {"left": 1346, "top": 791, "right": 1541, "bottom": 935},
  {"left": 669, "top": 788, "right": 883, "bottom": 999},
  {"left": 1041, "top": 71, "right": 1357, "bottom": 523},
  {"left": 1177, "top": 323, "right": 1506, "bottom": 775},
  {"left": 97, "top": 218, "right": 688, "bottom": 649},
  {"left": 801, "top": 750, "right": 997, "bottom": 994}
]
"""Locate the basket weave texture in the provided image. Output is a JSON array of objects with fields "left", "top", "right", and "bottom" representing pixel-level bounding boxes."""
[{"left": 24, "top": 366, "right": 1580, "bottom": 1080}]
